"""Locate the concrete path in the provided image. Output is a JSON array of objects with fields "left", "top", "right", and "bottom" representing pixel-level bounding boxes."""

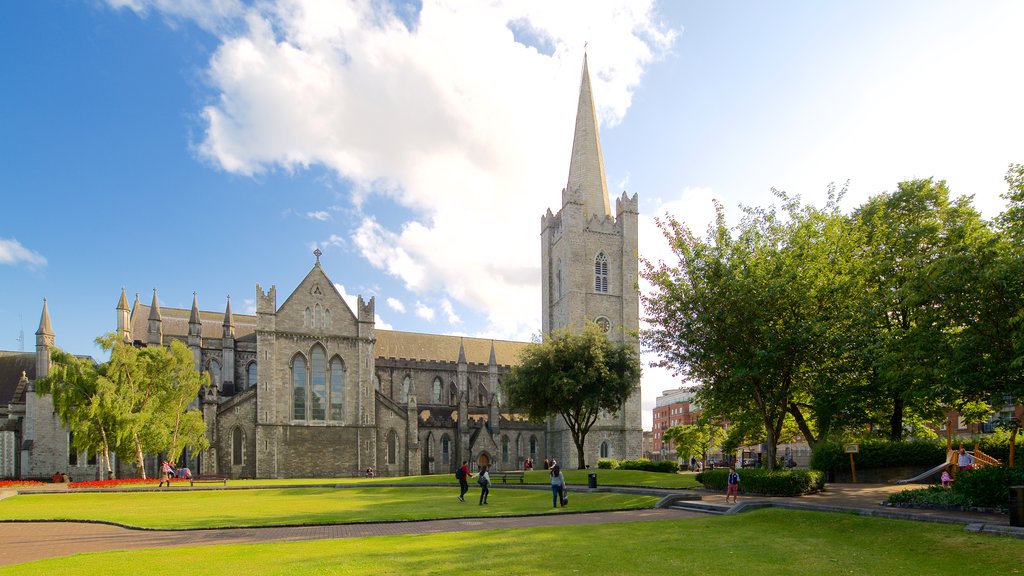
[
  {"left": 0, "top": 508, "right": 698, "bottom": 567},
  {"left": 0, "top": 482, "right": 1017, "bottom": 567}
]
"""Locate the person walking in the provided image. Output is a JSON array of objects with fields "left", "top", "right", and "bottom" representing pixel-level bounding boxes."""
[
  {"left": 456, "top": 460, "right": 472, "bottom": 502},
  {"left": 549, "top": 459, "right": 564, "bottom": 508},
  {"left": 725, "top": 465, "right": 740, "bottom": 504},
  {"left": 478, "top": 465, "right": 490, "bottom": 505},
  {"left": 159, "top": 460, "right": 175, "bottom": 488}
]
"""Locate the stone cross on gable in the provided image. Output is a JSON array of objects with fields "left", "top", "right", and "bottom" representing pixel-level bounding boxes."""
[{"left": 314, "top": 248, "right": 322, "bottom": 264}]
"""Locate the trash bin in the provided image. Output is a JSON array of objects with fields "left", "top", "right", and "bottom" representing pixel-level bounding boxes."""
[
  {"left": 1011, "top": 485, "right": 1024, "bottom": 528},
  {"left": 588, "top": 473, "right": 598, "bottom": 489}
]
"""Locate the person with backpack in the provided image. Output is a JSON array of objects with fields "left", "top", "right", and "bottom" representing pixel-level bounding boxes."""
[
  {"left": 726, "top": 465, "right": 740, "bottom": 504},
  {"left": 477, "top": 465, "right": 490, "bottom": 505},
  {"left": 456, "top": 460, "right": 472, "bottom": 502}
]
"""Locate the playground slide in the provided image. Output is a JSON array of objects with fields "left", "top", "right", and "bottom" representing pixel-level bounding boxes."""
[{"left": 896, "top": 450, "right": 954, "bottom": 484}]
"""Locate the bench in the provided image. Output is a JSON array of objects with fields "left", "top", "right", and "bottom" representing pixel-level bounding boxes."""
[
  {"left": 490, "top": 471, "right": 525, "bottom": 484},
  {"left": 190, "top": 474, "right": 229, "bottom": 487}
]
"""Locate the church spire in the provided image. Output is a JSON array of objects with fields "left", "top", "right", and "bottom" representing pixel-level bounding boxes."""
[
  {"left": 223, "top": 295, "right": 235, "bottom": 339},
  {"left": 117, "top": 288, "right": 132, "bottom": 343},
  {"left": 189, "top": 292, "right": 201, "bottom": 325},
  {"left": 147, "top": 289, "right": 162, "bottom": 346},
  {"left": 36, "top": 298, "right": 54, "bottom": 338},
  {"left": 565, "top": 53, "right": 611, "bottom": 219}
]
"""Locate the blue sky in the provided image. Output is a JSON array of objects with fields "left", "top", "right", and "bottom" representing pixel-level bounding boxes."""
[{"left": 3, "top": 1, "right": 1022, "bottom": 429}]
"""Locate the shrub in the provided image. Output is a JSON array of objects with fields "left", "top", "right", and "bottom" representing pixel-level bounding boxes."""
[
  {"left": 597, "top": 459, "right": 617, "bottom": 470},
  {"left": 696, "top": 468, "right": 825, "bottom": 496},
  {"left": 810, "top": 440, "right": 945, "bottom": 472},
  {"left": 617, "top": 459, "right": 679, "bottom": 473},
  {"left": 952, "top": 465, "right": 1024, "bottom": 508},
  {"left": 887, "top": 486, "right": 967, "bottom": 507}
]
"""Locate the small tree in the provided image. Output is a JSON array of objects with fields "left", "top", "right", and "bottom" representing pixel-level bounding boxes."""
[
  {"left": 663, "top": 421, "right": 725, "bottom": 467},
  {"left": 503, "top": 325, "right": 641, "bottom": 469}
]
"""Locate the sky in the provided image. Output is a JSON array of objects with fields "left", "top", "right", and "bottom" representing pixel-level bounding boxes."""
[{"left": 3, "top": 1, "right": 1023, "bottom": 430}]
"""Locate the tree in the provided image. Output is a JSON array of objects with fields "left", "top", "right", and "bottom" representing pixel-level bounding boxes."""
[
  {"left": 642, "top": 189, "right": 858, "bottom": 469},
  {"left": 662, "top": 421, "right": 725, "bottom": 466},
  {"left": 850, "top": 179, "right": 983, "bottom": 440},
  {"left": 36, "top": 350, "right": 118, "bottom": 478},
  {"left": 503, "top": 325, "right": 641, "bottom": 469}
]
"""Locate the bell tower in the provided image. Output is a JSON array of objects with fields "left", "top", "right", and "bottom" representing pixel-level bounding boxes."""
[{"left": 540, "top": 54, "right": 642, "bottom": 461}]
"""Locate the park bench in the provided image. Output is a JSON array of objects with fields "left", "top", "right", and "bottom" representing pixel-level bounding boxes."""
[
  {"left": 490, "top": 471, "right": 525, "bottom": 484},
  {"left": 190, "top": 474, "right": 229, "bottom": 487}
]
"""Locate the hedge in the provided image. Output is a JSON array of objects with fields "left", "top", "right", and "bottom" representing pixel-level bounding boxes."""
[
  {"left": 696, "top": 468, "right": 826, "bottom": 496},
  {"left": 887, "top": 465, "right": 1024, "bottom": 509},
  {"left": 810, "top": 440, "right": 945, "bottom": 472},
  {"left": 599, "top": 458, "right": 679, "bottom": 473},
  {"left": 811, "top": 437, "right": 1024, "bottom": 472}
]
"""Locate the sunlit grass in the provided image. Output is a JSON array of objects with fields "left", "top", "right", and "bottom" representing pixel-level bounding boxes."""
[
  {"left": 0, "top": 486, "right": 658, "bottom": 529},
  {"left": 3, "top": 509, "right": 1021, "bottom": 575}
]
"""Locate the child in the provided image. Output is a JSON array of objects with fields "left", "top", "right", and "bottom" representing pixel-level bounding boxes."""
[
  {"left": 726, "top": 465, "right": 740, "bottom": 503},
  {"left": 940, "top": 468, "right": 952, "bottom": 488}
]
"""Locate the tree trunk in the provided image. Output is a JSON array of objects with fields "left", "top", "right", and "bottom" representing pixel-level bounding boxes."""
[
  {"left": 134, "top": 432, "right": 147, "bottom": 479},
  {"left": 787, "top": 403, "right": 819, "bottom": 447},
  {"left": 99, "top": 426, "right": 113, "bottom": 479},
  {"left": 572, "top": 432, "right": 587, "bottom": 469},
  {"left": 889, "top": 395, "right": 904, "bottom": 441}
]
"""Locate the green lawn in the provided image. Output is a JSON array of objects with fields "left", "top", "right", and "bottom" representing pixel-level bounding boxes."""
[
  {"left": 3, "top": 509, "right": 1021, "bottom": 575},
  {"left": 0, "top": 486, "right": 659, "bottom": 529},
  {"left": 189, "top": 468, "right": 700, "bottom": 489}
]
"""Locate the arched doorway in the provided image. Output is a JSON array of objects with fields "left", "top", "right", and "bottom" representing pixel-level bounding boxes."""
[{"left": 477, "top": 452, "right": 490, "bottom": 470}]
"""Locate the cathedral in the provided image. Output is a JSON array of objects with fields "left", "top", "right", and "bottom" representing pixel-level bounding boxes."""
[{"left": 0, "top": 56, "right": 642, "bottom": 479}]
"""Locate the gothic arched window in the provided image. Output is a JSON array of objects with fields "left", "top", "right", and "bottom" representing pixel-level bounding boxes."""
[
  {"left": 401, "top": 375, "right": 411, "bottom": 403},
  {"left": 292, "top": 354, "right": 307, "bottom": 420},
  {"left": 594, "top": 252, "right": 609, "bottom": 293},
  {"left": 246, "top": 362, "right": 257, "bottom": 389},
  {"left": 441, "top": 434, "right": 451, "bottom": 465},
  {"left": 502, "top": 435, "right": 509, "bottom": 463},
  {"left": 330, "top": 357, "right": 345, "bottom": 421},
  {"left": 310, "top": 345, "right": 327, "bottom": 421},
  {"left": 387, "top": 430, "right": 398, "bottom": 465},
  {"left": 529, "top": 436, "right": 538, "bottom": 460},
  {"left": 232, "top": 427, "right": 244, "bottom": 466},
  {"left": 209, "top": 359, "right": 221, "bottom": 389},
  {"left": 600, "top": 441, "right": 610, "bottom": 459},
  {"left": 432, "top": 377, "right": 442, "bottom": 403}
]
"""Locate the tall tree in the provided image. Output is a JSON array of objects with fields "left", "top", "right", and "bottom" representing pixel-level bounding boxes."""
[
  {"left": 145, "top": 340, "right": 210, "bottom": 463},
  {"left": 642, "top": 189, "right": 858, "bottom": 468},
  {"left": 852, "top": 179, "right": 989, "bottom": 439},
  {"left": 503, "top": 325, "right": 641, "bottom": 469}
]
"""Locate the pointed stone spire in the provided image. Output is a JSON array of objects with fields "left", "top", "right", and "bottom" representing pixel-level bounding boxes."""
[
  {"left": 36, "top": 298, "right": 55, "bottom": 378},
  {"left": 458, "top": 338, "right": 467, "bottom": 365},
  {"left": 190, "top": 292, "right": 201, "bottom": 325},
  {"left": 488, "top": 340, "right": 497, "bottom": 367},
  {"left": 36, "top": 298, "right": 54, "bottom": 337},
  {"left": 117, "top": 288, "right": 132, "bottom": 343},
  {"left": 565, "top": 53, "right": 611, "bottom": 219},
  {"left": 147, "top": 289, "right": 162, "bottom": 346},
  {"left": 148, "top": 289, "right": 162, "bottom": 321},
  {"left": 117, "top": 288, "right": 130, "bottom": 311},
  {"left": 223, "top": 295, "right": 235, "bottom": 339}
]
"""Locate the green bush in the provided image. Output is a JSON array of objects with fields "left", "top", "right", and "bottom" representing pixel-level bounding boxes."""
[
  {"left": 953, "top": 465, "right": 1024, "bottom": 508},
  {"left": 616, "top": 459, "right": 679, "bottom": 473},
  {"left": 597, "top": 459, "right": 617, "bottom": 470},
  {"left": 887, "top": 486, "right": 967, "bottom": 507},
  {"left": 696, "top": 468, "right": 825, "bottom": 496},
  {"left": 810, "top": 440, "right": 945, "bottom": 472}
]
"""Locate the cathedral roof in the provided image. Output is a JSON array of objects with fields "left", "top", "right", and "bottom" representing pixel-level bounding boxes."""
[
  {"left": 566, "top": 53, "right": 611, "bottom": 219},
  {"left": 374, "top": 330, "right": 525, "bottom": 366},
  {"left": 131, "top": 303, "right": 257, "bottom": 341},
  {"left": 0, "top": 352, "right": 36, "bottom": 406}
]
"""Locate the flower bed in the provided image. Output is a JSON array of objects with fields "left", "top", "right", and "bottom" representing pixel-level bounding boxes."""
[
  {"left": 0, "top": 480, "right": 46, "bottom": 488},
  {"left": 68, "top": 477, "right": 191, "bottom": 489}
]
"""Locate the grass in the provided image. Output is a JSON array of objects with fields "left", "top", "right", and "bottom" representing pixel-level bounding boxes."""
[
  {"left": 54, "top": 469, "right": 700, "bottom": 489},
  {"left": 2, "top": 508, "right": 1022, "bottom": 575},
  {"left": 0, "top": 486, "right": 659, "bottom": 529}
]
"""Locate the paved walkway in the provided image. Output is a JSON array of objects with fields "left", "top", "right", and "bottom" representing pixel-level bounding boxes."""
[{"left": 0, "top": 482, "right": 1017, "bottom": 567}]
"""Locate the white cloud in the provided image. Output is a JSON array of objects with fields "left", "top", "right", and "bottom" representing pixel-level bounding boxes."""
[
  {"left": 307, "top": 210, "right": 330, "bottom": 221},
  {"left": 415, "top": 301, "right": 435, "bottom": 321},
  {"left": 441, "top": 298, "right": 461, "bottom": 324},
  {"left": 0, "top": 237, "right": 47, "bottom": 268},
  {"left": 333, "top": 281, "right": 393, "bottom": 329},
  {"left": 125, "top": 0, "right": 674, "bottom": 341},
  {"left": 106, "top": 0, "right": 245, "bottom": 33},
  {"left": 386, "top": 297, "right": 405, "bottom": 313}
]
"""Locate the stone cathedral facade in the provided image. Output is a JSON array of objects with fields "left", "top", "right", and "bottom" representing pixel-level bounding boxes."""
[{"left": 1, "top": 56, "right": 642, "bottom": 479}]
